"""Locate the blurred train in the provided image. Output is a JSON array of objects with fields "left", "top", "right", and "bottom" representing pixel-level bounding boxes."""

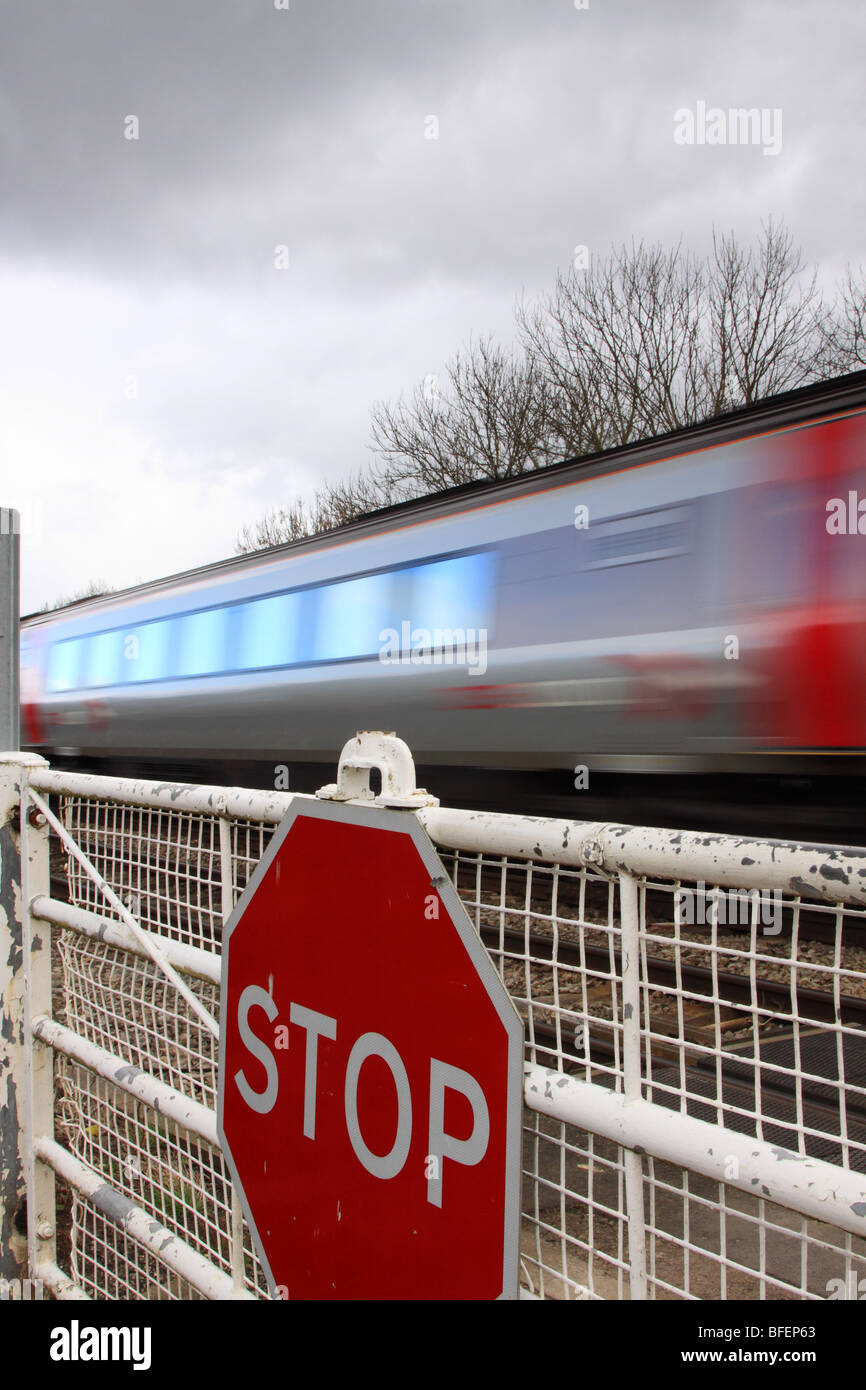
[{"left": 19, "top": 371, "right": 866, "bottom": 835}]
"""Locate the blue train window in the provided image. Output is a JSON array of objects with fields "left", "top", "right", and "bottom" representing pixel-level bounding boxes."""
[
  {"left": 172, "top": 608, "right": 226, "bottom": 678},
  {"left": 39, "top": 551, "right": 497, "bottom": 691},
  {"left": 84, "top": 630, "right": 122, "bottom": 688},
  {"left": 120, "top": 621, "right": 172, "bottom": 683},
  {"left": 314, "top": 571, "right": 395, "bottom": 661},
  {"left": 237, "top": 592, "right": 302, "bottom": 670},
  {"left": 46, "top": 637, "right": 85, "bottom": 693},
  {"left": 406, "top": 551, "right": 496, "bottom": 641}
]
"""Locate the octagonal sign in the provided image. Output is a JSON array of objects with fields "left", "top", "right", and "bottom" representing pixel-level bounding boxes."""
[{"left": 218, "top": 798, "right": 523, "bottom": 1300}]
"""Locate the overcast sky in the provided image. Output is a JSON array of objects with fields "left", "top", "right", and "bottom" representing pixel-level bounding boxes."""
[{"left": 1, "top": 0, "right": 863, "bottom": 613}]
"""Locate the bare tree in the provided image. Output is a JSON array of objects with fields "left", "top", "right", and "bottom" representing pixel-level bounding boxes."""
[
  {"left": 237, "top": 222, "right": 856, "bottom": 553},
  {"left": 237, "top": 338, "right": 558, "bottom": 551},
  {"left": 518, "top": 222, "right": 832, "bottom": 456},
  {"left": 236, "top": 503, "right": 311, "bottom": 553},
  {"left": 819, "top": 264, "right": 866, "bottom": 372},
  {"left": 518, "top": 240, "right": 709, "bottom": 454},
  {"left": 704, "top": 221, "right": 829, "bottom": 410},
  {"left": 369, "top": 336, "right": 560, "bottom": 495},
  {"left": 314, "top": 470, "right": 397, "bottom": 527},
  {"left": 36, "top": 579, "right": 116, "bottom": 613},
  {"left": 235, "top": 471, "right": 393, "bottom": 554}
]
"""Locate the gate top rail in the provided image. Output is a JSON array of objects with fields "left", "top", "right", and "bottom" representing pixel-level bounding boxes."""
[
  {"left": 419, "top": 805, "right": 866, "bottom": 908},
  {"left": 29, "top": 766, "right": 299, "bottom": 823},
  {"left": 27, "top": 765, "right": 866, "bottom": 909}
]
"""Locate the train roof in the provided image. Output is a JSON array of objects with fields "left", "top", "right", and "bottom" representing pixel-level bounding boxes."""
[{"left": 23, "top": 368, "right": 866, "bottom": 624}]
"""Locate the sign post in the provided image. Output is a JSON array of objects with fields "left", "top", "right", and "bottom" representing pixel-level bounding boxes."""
[
  {"left": 0, "top": 509, "right": 19, "bottom": 752},
  {"left": 218, "top": 797, "right": 523, "bottom": 1300}
]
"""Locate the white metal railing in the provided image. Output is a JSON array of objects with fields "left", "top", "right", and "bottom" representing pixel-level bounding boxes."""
[{"left": 1, "top": 734, "right": 865, "bottom": 1300}]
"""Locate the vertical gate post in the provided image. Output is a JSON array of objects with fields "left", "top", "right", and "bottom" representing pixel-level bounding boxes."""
[
  {"left": 1, "top": 506, "right": 20, "bottom": 752},
  {"left": 619, "top": 870, "right": 648, "bottom": 1300},
  {"left": 0, "top": 753, "right": 50, "bottom": 1283}
]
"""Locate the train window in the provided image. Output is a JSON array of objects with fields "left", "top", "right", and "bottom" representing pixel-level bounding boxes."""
[
  {"left": 237, "top": 592, "right": 303, "bottom": 670},
  {"left": 314, "top": 570, "right": 395, "bottom": 661},
  {"left": 46, "top": 636, "right": 86, "bottom": 692},
  {"left": 120, "top": 620, "right": 172, "bottom": 683},
  {"left": 580, "top": 506, "right": 691, "bottom": 569},
  {"left": 751, "top": 485, "right": 811, "bottom": 606},
  {"left": 406, "top": 551, "right": 496, "bottom": 638},
  {"left": 171, "top": 608, "right": 227, "bottom": 678},
  {"left": 83, "top": 630, "right": 122, "bottom": 688}
]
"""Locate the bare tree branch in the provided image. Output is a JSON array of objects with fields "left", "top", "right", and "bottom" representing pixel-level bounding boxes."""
[
  {"left": 705, "top": 220, "right": 828, "bottom": 406},
  {"left": 234, "top": 471, "right": 394, "bottom": 554},
  {"left": 517, "top": 240, "right": 711, "bottom": 453},
  {"left": 369, "top": 336, "right": 559, "bottom": 496},
  {"left": 819, "top": 264, "right": 866, "bottom": 372},
  {"left": 34, "top": 580, "right": 116, "bottom": 613}
]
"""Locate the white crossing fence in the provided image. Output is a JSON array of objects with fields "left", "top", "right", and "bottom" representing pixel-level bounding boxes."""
[
  {"left": 1, "top": 733, "right": 866, "bottom": 1301},
  {"left": 0, "top": 506, "right": 18, "bottom": 754}
]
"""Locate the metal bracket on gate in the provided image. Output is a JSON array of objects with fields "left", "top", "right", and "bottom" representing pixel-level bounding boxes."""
[
  {"left": 578, "top": 827, "right": 621, "bottom": 881},
  {"left": 316, "top": 732, "right": 439, "bottom": 809}
]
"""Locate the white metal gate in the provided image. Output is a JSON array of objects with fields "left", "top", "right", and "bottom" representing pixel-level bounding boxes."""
[{"left": 2, "top": 734, "right": 866, "bottom": 1300}]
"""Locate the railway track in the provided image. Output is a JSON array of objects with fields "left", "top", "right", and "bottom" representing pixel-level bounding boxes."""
[
  {"left": 459, "top": 855, "right": 866, "bottom": 943},
  {"left": 472, "top": 920, "right": 866, "bottom": 1172},
  {"left": 49, "top": 861, "right": 866, "bottom": 1029},
  {"left": 477, "top": 923, "right": 866, "bottom": 1031}
]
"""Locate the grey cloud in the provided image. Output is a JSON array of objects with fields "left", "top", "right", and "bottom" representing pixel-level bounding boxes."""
[
  {"left": 2, "top": 0, "right": 864, "bottom": 610},
  {"left": 0, "top": 0, "right": 766, "bottom": 284}
]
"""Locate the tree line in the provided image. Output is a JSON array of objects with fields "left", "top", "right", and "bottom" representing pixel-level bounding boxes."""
[{"left": 236, "top": 221, "right": 866, "bottom": 553}]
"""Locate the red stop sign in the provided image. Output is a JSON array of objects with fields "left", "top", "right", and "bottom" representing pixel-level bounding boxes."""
[{"left": 218, "top": 799, "right": 523, "bottom": 1300}]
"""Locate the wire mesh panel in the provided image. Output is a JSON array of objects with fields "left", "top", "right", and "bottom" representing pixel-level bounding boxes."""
[
  {"left": 641, "top": 1160, "right": 866, "bottom": 1301},
  {"left": 62, "top": 799, "right": 227, "bottom": 951},
  {"left": 53, "top": 796, "right": 274, "bottom": 1301},
  {"left": 35, "top": 779, "right": 866, "bottom": 1302},
  {"left": 438, "top": 847, "right": 866, "bottom": 1300},
  {"left": 637, "top": 879, "right": 866, "bottom": 1172}
]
